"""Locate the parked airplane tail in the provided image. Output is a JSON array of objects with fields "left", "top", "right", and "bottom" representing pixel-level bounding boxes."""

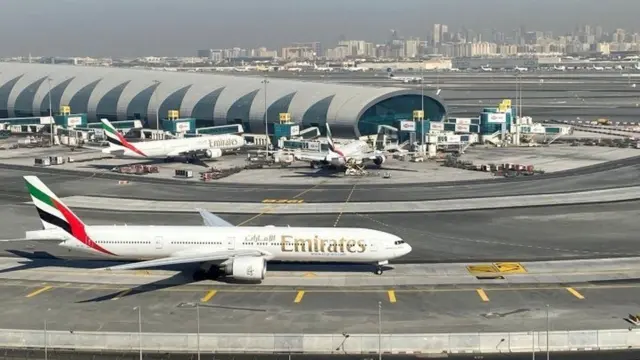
[
  {"left": 23, "top": 176, "right": 115, "bottom": 254},
  {"left": 325, "top": 124, "right": 344, "bottom": 157},
  {"left": 101, "top": 119, "right": 147, "bottom": 157}
]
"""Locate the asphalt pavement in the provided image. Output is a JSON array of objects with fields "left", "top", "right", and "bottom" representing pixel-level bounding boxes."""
[
  {"left": 2, "top": 200, "right": 639, "bottom": 263},
  {"left": 0, "top": 156, "right": 639, "bottom": 203}
]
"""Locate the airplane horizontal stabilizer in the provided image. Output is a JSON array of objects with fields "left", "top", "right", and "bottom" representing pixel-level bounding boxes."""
[
  {"left": 0, "top": 237, "right": 63, "bottom": 242},
  {"left": 196, "top": 208, "right": 234, "bottom": 227}
]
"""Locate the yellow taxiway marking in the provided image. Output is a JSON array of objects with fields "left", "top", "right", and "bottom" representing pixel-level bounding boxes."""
[
  {"left": 238, "top": 182, "right": 326, "bottom": 226},
  {"left": 25, "top": 285, "right": 53, "bottom": 298},
  {"left": 476, "top": 289, "right": 490, "bottom": 302},
  {"left": 566, "top": 287, "right": 585, "bottom": 299},
  {"left": 201, "top": 290, "right": 217, "bottom": 302},
  {"left": 387, "top": 290, "right": 397, "bottom": 303},
  {"left": 111, "top": 289, "right": 131, "bottom": 300},
  {"left": 262, "top": 199, "right": 305, "bottom": 204},
  {"left": 294, "top": 290, "right": 305, "bottom": 303}
]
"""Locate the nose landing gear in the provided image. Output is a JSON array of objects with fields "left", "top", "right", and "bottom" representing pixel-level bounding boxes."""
[{"left": 374, "top": 260, "right": 388, "bottom": 275}]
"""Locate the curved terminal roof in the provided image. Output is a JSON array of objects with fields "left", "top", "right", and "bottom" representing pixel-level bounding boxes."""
[{"left": 0, "top": 63, "right": 447, "bottom": 137}]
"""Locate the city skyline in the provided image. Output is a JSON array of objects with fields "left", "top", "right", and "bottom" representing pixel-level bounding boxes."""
[{"left": 1, "top": 0, "right": 639, "bottom": 57}]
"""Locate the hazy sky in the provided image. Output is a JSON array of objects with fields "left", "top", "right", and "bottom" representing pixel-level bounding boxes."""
[{"left": 0, "top": 0, "right": 637, "bottom": 57}]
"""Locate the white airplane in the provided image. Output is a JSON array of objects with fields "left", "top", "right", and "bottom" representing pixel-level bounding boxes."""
[
  {"left": 388, "top": 73, "right": 423, "bottom": 83},
  {"left": 553, "top": 65, "right": 566, "bottom": 71},
  {"left": 343, "top": 66, "right": 367, "bottom": 72},
  {"left": 100, "top": 119, "right": 244, "bottom": 162},
  {"left": 590, "top": 65, "right": 604, "bottom": 71},
  {"left": 4, "top": 176, "right": 412, "bottom": 279},
  {"left": 314, "top": 63, "right": 333, "bottom": 72},
  {"left": 634, "top": 63, "right": 640, "bottom": 71},
  {"left": 295, "top": 124, "right": 387, "bottom": 170},
  {"left": 287, "top": 67, "right": 303, "bottom": 72},
  {"left": 480, "top": 65, "right": 493, "bottom": 72},
  {"left": 514, "top": 66, "right": 528, "bottom": 72}
]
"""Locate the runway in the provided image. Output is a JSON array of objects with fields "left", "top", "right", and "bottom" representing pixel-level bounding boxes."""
[{"left": 2, "top": 200, "right": 639, "bottom": 263}]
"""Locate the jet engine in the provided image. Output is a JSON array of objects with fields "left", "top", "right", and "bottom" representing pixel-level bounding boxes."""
[
  {"left": 224, "top": 257, "right": 266, "bottom": 281},
  {"left": 204, "top": 148, "right": 223, "bottom": 159},
  {"left": 373, "top": 155, "right": 386, "bottom": 167}
]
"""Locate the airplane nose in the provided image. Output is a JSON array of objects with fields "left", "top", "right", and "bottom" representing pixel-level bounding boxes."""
[{"left": 404, "top": 243, "right": 412, "bottom": 255}]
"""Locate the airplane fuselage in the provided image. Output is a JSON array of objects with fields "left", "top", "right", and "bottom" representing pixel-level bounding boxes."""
[
  {"left": 103, "top": 134, "right": 244, "bottom": 159},
  {"left": 41, "top": 226, "right": 409, "bottom": 263}
]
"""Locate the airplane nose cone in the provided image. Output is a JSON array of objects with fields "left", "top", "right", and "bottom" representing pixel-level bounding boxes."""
[{"left": 404, "top": 244, "right": 412, "bottom": 255}]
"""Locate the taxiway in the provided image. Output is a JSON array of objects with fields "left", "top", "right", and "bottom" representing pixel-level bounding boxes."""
[{"left": 1, "top": 200, "right": 638, "bottom": 263}]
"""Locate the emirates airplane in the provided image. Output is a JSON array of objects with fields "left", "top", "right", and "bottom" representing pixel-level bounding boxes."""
[
  {"left": 4, "top": 176, "right": 412, "bottom": 281},
  {"left": 100, "top": 119, "right": 244, "bottom": 162}
]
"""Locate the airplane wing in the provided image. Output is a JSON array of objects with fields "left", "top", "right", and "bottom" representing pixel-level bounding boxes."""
[
  {"left": 196, "top": 208, "right": 234, "bottom": 227},
  {"left": 99, "top": 249, "right": 268, "bottom": 271},
  {"left": 166, "top": 145, "right": 208, "bottom": 157},
  {"left": 295, "top": 152, "right": 328, "bottom": 162}
]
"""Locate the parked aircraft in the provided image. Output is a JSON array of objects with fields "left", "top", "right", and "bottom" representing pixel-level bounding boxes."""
[
  {"left": 388, "top": 73, "right": 423, "bottom": 83},
  {"left": 2, "top": 176, "right": 412, "bottom": 279},
  {"left": 295, "top": 124, "right": 387, "bottom": 171},
  {"left": 553, "top": 65, "right": 566, "bottom": 71},
  {"left": 514, "top": 66, "right": 528, "bottom": 72},
  {"left": 314, "top": 63, "right": 334, "bottom": 72},
  {"left": 100, "top": 119, "right": 244, "bottom": 163},
  {"left": 480, "top": 65, "right": 493, "bottom": 72},
  {"left": 590, "top": 65, "right": 605, "bottom": 71}
]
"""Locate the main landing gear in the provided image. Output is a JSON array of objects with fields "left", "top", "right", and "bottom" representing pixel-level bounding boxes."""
[{"left": 193, "top": 264, "right": 223, "bottom": 281}]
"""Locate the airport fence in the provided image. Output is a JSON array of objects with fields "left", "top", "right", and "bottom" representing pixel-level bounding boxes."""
[{"left": 0, "top": 329, "right": 639, "bottom": 354}]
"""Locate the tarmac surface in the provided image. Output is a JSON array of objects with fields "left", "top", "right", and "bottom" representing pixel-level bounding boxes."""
[
  {"left": 1, "top": 200, "right": 638, "bottom": 263},
  {"left": 0, "top": 153, "right": 638, "bottom": 203},
  {"left": 3, "top": 265, "right": 640, "bottom": 334}
]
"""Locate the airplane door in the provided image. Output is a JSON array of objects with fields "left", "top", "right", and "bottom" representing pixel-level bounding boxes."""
[
  {"left": 155, "top": 236, "right": 163, "bottom": 250},
  {"left": 227, "top": 236, "right": 235, "bottom": 250}
]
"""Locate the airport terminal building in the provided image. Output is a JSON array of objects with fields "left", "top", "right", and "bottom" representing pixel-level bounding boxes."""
[{"left": 0, "top": 63, "right": 446, "bottom": 137}]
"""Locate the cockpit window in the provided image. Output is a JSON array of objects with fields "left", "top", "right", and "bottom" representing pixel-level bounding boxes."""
[{"left": 394, "top": 240, "right": 405, "bottom": 245}]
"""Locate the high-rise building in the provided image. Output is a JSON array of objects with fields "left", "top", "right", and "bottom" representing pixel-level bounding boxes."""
[
  {"left": 404, "top": 39, "right": 420, "bottom": 58},
  {"left": 197, "top": 49, "right": 212, "bottom": 58},
  {"left": 432, "top": 24, "right": 441, "bottom": 46}
]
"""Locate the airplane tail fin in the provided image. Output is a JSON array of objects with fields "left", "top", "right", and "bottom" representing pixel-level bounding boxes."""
[
  {"left": 100, "top": 118, "right": 147, "bottom": 157},
  {"left": 23, "top": 176, "right": 87, "bottom": 233},
  {"left": 325, "top": 123, "right": 344, "bottom": 157},
  {"left": 101, "top": 118, "right": 128, "bottom": 150}
]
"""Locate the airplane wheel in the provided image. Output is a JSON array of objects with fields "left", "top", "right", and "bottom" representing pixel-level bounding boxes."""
[{"left": 375, "top": 267, "right": 383, "bottom": 275}]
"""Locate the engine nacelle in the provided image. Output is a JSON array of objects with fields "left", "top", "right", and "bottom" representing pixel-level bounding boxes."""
[
  {"left": 224, "top": 257, "right": 266, "bottom": 281},
  {"left": 373, "top": 155, "right": 386, "bottom": 167},
  {"left": 204, "top": 148, "right": 223, "bottom": 159}
]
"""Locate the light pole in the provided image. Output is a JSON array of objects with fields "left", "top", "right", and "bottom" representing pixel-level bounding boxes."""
[
  {"left": 47, "top": 77, "right": 53, "bottom": 145},
  {"left": 378, "top": 301, "right": 382, "bottom": 360},
  {"left": 153, "top": 80, "right": 160, "bottom": 133},
  {"left": 532, "top": 330, "right": 535, "bottom": 360},
  {"left": 44, "top": 307, "right": 51, "bottom": 360},
  {"left": 420, "top": 60, "right": 425, "bottom": 151},
  {"left": 261, "top": 77, "right": 269, "bottom": 154},
  {"left": 546, "top": 304, "right": 550, "bottom": 360},
  {"left": 196, "top": 303, "right": 201, "bottom": 360},
  {"left": 44, "top": 318, "right": 47, "bottom": 360},
  {"left": 134, "top": 306, "right": 142, "bottom": 360}
]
